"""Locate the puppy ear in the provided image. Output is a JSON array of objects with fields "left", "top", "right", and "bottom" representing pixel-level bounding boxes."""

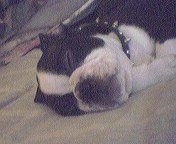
[
  {"left": 64, "top": 50, "right": 76, "bottom": 74},
  {"left": 38, "top": 33, "right": 50, "bottom": 53}
]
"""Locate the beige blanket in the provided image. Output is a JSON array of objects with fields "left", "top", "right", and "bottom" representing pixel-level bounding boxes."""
[
  {"left": 0, "top": 0, "right": 176, "bottom": 143},
  {"left": 0, "top": 49, "right": 176, "bottom": 144}
]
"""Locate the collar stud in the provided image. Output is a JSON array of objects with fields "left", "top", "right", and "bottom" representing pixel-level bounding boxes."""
[
  {"left": 112, "top": 21, "right": 118, "bottom": 28},
  {"left": 124, "top": 38, "right": 131, "bottom": 43}
]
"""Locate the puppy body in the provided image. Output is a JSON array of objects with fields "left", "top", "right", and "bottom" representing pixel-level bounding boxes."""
[{"left": 35, "top": 0, "right": 176, "bottom": 115}]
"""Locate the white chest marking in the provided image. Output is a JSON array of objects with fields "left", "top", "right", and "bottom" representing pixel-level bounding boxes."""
[{"left": 37, "top": 72, "right": 72, "bottom": 95}]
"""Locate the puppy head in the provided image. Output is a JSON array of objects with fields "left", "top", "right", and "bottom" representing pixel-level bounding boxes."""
[
  {"left": 36, "top": 31, "right": 133, "bottom": 113},
  {"left": 35, "top": 32, "right": 106, "bottom": 115}
]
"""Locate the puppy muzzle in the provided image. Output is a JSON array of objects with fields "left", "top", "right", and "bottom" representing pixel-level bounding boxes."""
[
  {"left": 76, "top": 75, "right": 121, "bottom": 104},
  {"left": 69, "top": 59, "right": 132, "bottom": 112}
]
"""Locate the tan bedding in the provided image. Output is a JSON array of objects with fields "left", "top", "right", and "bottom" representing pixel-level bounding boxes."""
[
  {"left": 0, "top": 49, "right": 176, "bottom": 144},
  {"left": 0, "top": 0, "right": 176, "bottom": 143}
]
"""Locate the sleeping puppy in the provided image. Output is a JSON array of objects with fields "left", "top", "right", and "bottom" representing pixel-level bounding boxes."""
[{"left": 34, "top": 0, "right": 176, "bottom": 116}]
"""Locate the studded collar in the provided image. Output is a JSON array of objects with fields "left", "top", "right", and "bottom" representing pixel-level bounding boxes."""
[
  {"left": 69, "top": 17, "right": 131, "bottom": 59},
  {"left": 111, "top": 21, "right": 131, "bottom": 59}
]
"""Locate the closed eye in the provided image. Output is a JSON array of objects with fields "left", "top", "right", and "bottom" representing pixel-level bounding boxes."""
[{"left": 65, "top": 50, "right": 75, "bottom": 74}]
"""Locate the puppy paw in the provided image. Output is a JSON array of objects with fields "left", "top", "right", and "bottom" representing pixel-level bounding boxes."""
[
  {"left": 150, "top": 56, "right": 176, "bottom": 83},
  {"left": 156, "top": 39, "right": 176, "bottom": 58}
]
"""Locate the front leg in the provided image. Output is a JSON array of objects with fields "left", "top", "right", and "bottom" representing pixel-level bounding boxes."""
[{"left": 132, "top": 55, "right": 176, "bottom": 93}]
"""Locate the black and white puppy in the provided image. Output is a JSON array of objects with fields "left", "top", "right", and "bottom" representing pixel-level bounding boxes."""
[{"left": 34, "top": 0, "right": 176, "bottom": 116}]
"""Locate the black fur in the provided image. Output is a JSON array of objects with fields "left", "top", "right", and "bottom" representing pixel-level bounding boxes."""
[
  {"left": 99, "top": 0, "right": 176, "bottom": 42},
  {"left": 0, "top": 2, "right": 5, "bottom": 20},
  {"left": 73, "top": 0, "right": 176, "bottom": 42},
  {"left": 34, "top": 87, "right": 85, "bottom": 116},
  {"left": 37, "top": 32, "right": 104, "bottom": 76},
  {"left": 8, "top": 0, "right": 24, "bottom": 5}
]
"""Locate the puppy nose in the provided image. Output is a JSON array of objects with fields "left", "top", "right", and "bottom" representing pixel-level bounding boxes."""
[{"left": 76, "top": 77, "right": 116, "bottom": 106}]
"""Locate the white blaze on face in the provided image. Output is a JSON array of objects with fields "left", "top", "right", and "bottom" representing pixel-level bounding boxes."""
[
  {"left": 37, "top": 72, "right": 72, "bottom": 95},
  {"left": 69, "top": 34, "right": 133, "bottom": 111},
  {"left": 69, "top": 34, "right": 133, "bottom": 92},
  {"left": 69, "top": 49, "right": 118, "bottom": 89}
]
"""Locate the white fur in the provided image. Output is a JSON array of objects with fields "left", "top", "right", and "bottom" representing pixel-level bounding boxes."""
[
  {"left": 37, "top": 72, "right": 72, "bottom": 95},
  {"left": 115, "top": 25, "right": 176, "bottom": 93},
  {"left": 118, "top": 24, "right": 155, "bottom": 65},
  {"left": 70, "top": 48, "right": 118, "bottom": 87},
  {"left": 132, "top": 56, "right": 176, "bottom": 92},
  {"left": 156, "top": 39, "right": 176, "bottom": 58},
  {"left": 88, "top": 34, "right": 133, "bottom": 97}
]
